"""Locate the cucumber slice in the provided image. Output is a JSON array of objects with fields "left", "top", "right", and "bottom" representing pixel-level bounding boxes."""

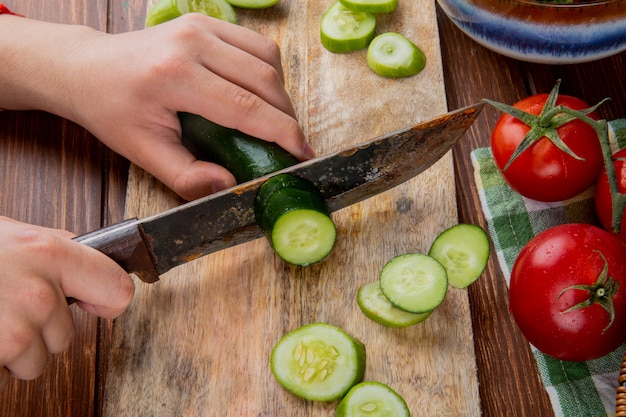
[
  {"left": 264, "top": 188, "right": 336, "bottom": 266},
  {"left": 320, "top": 1, "right": 377, "bottom": 53},
  {"left": 270, "top": 323, "right": 366, "bottom": 402},
  {"left": 145, "top": 0, "right": 237, "bottom": 27},
  {"left": 226, "top": 0, "right": 279, "bottom": 8},
  {"left": 428, "top": 223, "right": 490, "bottom": 289},
  {"left": 335, "top": 381, "right": 410, "bottom": 417},
  {"left": 339, "top": 0, "right": 398, "bottom": 14},
  {"left": 366, "top": 32, "right": 426, "bottom": 78},
  {"left": 379, "top": 254, "right": 447, "bottom": 313},
  {"left": 358, "top": 282, "right": 432, "bottom": 328}
]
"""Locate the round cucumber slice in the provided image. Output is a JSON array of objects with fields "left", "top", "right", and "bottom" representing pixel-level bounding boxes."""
[
  {"left": 335, "top": 381, "right": 410, "bottom": 417},
  {"left": 145, "top": 0, "right": 237, "bottom": 27},
  {"left": 357, "top": 282, "right": 432, "bottom": 328},
  {"left": 270, "top": 323, "right": 366, "bottom": 402},
  {"left": 339, "top": 0, "right": 398, "bottom": 14},
  {"left": 320, "top": 1, "right": 377, "bottom": 53},
  {"left": 270, "top": 208, "right": 337, "bottom": 266},
  {"left": 428, "top": 223, "right": 490, "bottom": 289},
  {"left": 366, "top": 32, "right": 426, "bottom": 78},
  {"left": 379, "top": 253, "right": 448, "bottom": 313},
  {"left": 226, "top": 0, "right": 279, "bottom": 8}
]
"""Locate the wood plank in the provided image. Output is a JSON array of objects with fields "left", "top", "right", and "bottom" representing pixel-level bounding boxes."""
[
  {"left": 0, "top": 3, "right": 110, "bottom": 417},
  {"left": 103, "top": 1, "right": 481, "bottom": 416}
]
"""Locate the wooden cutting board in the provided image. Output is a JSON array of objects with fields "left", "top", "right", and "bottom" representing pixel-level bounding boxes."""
[{"left": 103, "top": 1, "right": 481, "bottom": 415}]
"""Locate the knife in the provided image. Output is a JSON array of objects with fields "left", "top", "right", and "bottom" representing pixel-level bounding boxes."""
[{"left": 75, "top": 103, "right": 483, "bottom": 284}]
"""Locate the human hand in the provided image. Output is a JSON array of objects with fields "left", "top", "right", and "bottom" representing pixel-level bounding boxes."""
[
  {"left": 0, "top": 216, "right": 135, "bottom": 390},
  {"left": 0, "top": 13, "right": 313, "bottom": 200}
]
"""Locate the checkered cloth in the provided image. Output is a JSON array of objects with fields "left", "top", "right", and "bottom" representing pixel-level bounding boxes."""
[{"left": 471, "top": 119, "right": 626, "bottom": 417}]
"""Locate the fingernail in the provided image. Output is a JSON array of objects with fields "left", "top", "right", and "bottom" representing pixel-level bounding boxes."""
[{"left": 302, "top": 142, "right": 316, "bottom": 160}]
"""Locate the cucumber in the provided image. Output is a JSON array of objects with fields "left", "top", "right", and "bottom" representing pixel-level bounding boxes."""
[
  {"left": 225, "top": 0, "right": 279, "bottom": 8},
  {"left": 145, "top": 0, "right": 237, "bottom": 27},
  {"left": 320, "top": 1, "right": 377, "bottom": 53},
  {"left": 366, "top": 32, "right": 426, "bottom": 78},
  {"left": 428, "top": 223, "right": 490, "bottom": 289},
  {"left": 179, "top": 112, "right": 298, "bottom": 183},
  {"left": 253, "top": 173, "right": 321, "bottom": 219},
  {"left": 270, "top": 323, "right": 366, "bottom": 402},
  {"left": 339, "top": 0, "right": 398, "bottom": 14},
  {"left": 335, "top": 381, "right": 410, "bottom": 417},
  {"left": 357, "top": 281, "right": 432, "bottom": 328},
  {"left": 260, "top": 187, "right": 337, "bottom": 266},
  {"left": 379, "top": 253, "right": 448, "bottom": 314},
  {"left": 179, "top": 112, "right": 336, "bottom": 265}
]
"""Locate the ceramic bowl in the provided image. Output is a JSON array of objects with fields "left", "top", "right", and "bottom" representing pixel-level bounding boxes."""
[{"left": 436, "top": 0, "right": 626, "bottom": 64}]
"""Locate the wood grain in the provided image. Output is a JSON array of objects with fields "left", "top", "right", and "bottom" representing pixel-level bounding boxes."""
[{"left": 102, "top": 1, "right": 481, "bottom": 416}]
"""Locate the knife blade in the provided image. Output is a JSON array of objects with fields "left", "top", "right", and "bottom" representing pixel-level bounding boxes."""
[{"left": 75, "top": 103, "right": 483, "bottom": 283}]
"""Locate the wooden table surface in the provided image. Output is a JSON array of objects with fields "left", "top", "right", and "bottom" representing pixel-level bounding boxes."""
[{"left": 1, "top": 1, "right": 625, "bottom": 416}]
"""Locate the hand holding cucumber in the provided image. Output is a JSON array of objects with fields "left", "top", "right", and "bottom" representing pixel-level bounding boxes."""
[{"left": 0, "top": 13, "right": 313, "bottom": 201}]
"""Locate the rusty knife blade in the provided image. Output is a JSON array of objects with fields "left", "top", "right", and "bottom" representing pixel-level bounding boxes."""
[{"left": 75, "top": 103, "right": 483, "bottom": 283}]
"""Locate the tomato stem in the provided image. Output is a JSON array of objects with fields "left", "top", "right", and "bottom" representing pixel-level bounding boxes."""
[
  {"left": 483, "top": 80, "right": 598, "bottom": 172},
  {"left": 558, "top": 251, "right": 619, "bottom": 333},
  {"left": 552, "top": 104, "right": 625, "bottom": 234}
]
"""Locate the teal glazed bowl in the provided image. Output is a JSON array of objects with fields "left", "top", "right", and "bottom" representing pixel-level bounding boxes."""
[{"left": 436, "top": 0, "right": 626, "bottom": 64}]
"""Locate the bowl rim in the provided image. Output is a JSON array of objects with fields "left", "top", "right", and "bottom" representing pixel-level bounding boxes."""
[{"left": 516, "top": 0, "right": 621, "bottom": 7}]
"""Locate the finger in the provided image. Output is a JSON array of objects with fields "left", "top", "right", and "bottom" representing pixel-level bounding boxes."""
[
  {"left": 5, "top": 224, "right": 135, "bottom": 319},
  {"left": 0, "top": 367, "right": 10, "bottom": 391},
  {"left": 128, "top": 127, "right": 237, "bottom": 200},
  {"left": 3, "top": 322, "right": 49, "bottom": 380},
  {"left": 192, "top": 15, "right": 286, "bottom": 82},
  {"left": 55, "top": 241, "right": 135, "bottom": 319},
  {"left": 177, "top": 66, "right": 313, "bottom": 161}
]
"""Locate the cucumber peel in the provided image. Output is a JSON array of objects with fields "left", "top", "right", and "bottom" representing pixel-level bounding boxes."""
[
  {"left": 335, "top": 381, "right": 410, "bottom": 417},
  {"left": 270, "top": 323, "right": 366, "bottom": 402},
  {"left": 226, "top": 0, "right": 279, "bottom": 8},
  {"left": 367, "top": 32, "right": 426, "bottom": 78},
  {"left": 339, "top": 0, "right": 398, "bottom": 14},
  {"left": 358, "top": 281, "right": 432, "bottom": 328},
  {"left": 428, "top": 223, "right": 490, "bottom": 289},
  {"left": 320, "top": 1, "right": 376, "bottom": 53}
]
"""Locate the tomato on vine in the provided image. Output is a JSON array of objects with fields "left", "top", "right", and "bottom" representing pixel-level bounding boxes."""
[
  {"left": 485, "top": 81, "right": 604, "bottom": 202},
  {"left": 509, "top": 223, "right": 626, "bottom": 362},
  {"left": 595, "top": 148, "right": 626, "bottom": 243}
]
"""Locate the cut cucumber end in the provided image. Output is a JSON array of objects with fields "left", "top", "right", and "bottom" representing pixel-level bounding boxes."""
[
  {"left": 335, "top": 381, "right": 410, "bottom": 417},
  {"left": 270, "top": 323, "right": 366, "bottom": 402},
  {"left": 320, "top": 1, "right": 377, "bottom": 53},
  {"left": 271, "top": 209, "right": 337, "bottom": 266},
  {"left": 367, "top": 32, "right": 426, "bottom": 78},
  {"left": 146, "top": 0, "right": 238, "bottom": 26},
  {"left": 145, "top": 0, "right": 182, "bottom": 26},
  {"left": 358, "top": 282, "right": 433, "bottom": 328},
  {"left": 339, "top": 0, "right": 398, "bottom": 14},
  {"left": 379, "top": 253, "right": 448, "bottom": 313},
  {"left": 428, "top": 223, "right": 490, "bottom": 289}
]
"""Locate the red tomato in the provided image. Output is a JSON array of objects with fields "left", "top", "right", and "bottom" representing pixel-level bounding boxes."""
[
  {"left": 491, "top": 94, "right": 603, "bottom": 202},
  {"left": 595, "top": 148, "right": 626, "bottom": 244},
  {"left": 509, "top": 223, "right": 626, "bottom": 362}
]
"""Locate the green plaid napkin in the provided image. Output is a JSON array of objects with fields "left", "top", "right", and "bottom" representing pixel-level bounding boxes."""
[{"left": 471, "top": 120, "right": 626, "bottom": 417}]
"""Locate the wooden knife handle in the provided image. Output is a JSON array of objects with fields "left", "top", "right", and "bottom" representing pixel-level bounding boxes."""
[{"left": 67, "top": 218, "right": 160, "bottom": 305}]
